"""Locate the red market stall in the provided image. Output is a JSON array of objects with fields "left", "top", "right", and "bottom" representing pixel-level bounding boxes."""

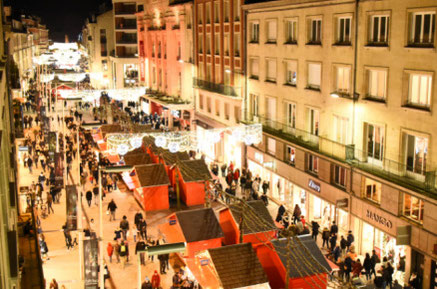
[
  {"left": 219, "top": 200, "right": 277, "bottom": 245},
  {"left": 142, "top": 136, "right": 160, "bottom": 163},
  {"left": 176, "top": 159, "right": 212, "bottom": 207},
  {"left": 186, "top": 243, "right": 269, "bottom": 289},
  {"left": 133, "top": 164, "right": 170, "bottom": 211},
  {"left": 123, "top": 152, "right": 152, "bottom": 167},
  {"left": 158, "top": 151, "right": 190, "bottom": 187},
  {"left": 255, "top": 236, "right": 331, "bottom": 289},
  {"left": 159, "top": 208, "right": 224, "bottom": 258}
]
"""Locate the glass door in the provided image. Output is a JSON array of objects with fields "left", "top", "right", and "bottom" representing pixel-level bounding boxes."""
[{"left": 366, "top": 123, "right": 384, "bottom": 166}]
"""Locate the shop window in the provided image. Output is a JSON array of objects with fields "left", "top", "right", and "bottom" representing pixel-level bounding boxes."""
[
  {"left": 307, "top": 154, "right": 318, "bottom": 174},
  {"left": 363, "top": 177, "right": 381, "bottom": 204},
  {"left": 267, "top": 137, "right": 276, "bottom": 155},
  {"left": 286, "top": 145, "right": 295, "bottom": 165},
  {"left": 333, "top": 165, "right": 346, "bottom": 187},
  {"left": 402, "top": 193, "right": 424, "bottom": 223}
]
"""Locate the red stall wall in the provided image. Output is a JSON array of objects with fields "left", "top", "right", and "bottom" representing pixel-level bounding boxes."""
[
  {"left": 243, "top": 231, "right": 276, "bottom": 245},
  {"left": 139, "top": 185, "right": 169, "bottom": 211},
  {"left": 187, "top": 238, "right": 222, "bottom": 258},
  {"left": 255, "top": 244, "right": 285, "bottom": 289},
  {"left": 219, "top": 209, "right": 239, "bottom": 245}
]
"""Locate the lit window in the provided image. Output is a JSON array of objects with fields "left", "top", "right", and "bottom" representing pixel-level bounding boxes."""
[
  {"left": 308, "top": 108, "right": 319, "bottom": 136},
  {"left": 367, "top": 68, "right": 387, "bottom": 100},
  {"left": 286, "top": 102, "right": 296, "bottom": 128},
  {"left": 266, "top": 58, "right": 277, "bottom": 82},
  {"left": 404, "top": 133, "right": 428, "bottom": 175},
  {"left": 407, "top": 72, "right": 432, "bottom": 108},
  {"left": 266, "top": 20, "right": 277, "bottom": 43},
  {"left": 267, "top": 137, "right": 276, "bottom": 155},
  {"left": 365, "top": 123, "right": 384, "bottom": 162},
  {"left": 408, "top": 12, "right": 435, "bottom": 47},
  {"left": 333, "top": 115, "right": 349, "bottom": 144},
  {"left": 308, "top": 154, "right": 318, "bottom": 173},
  {"left": 285, "top": 60, "right": 297, "bottom": 86},
  {"left": 333, "top": 165, "right": 346, "bottom": 187},
  {"left": 364, "top": 177, "right": 381, "bottom": 203},
  {"left": 335, "top": 65, "right": 351, "bottom": 94},
  {"left": 285, "top": 19, "right": 297, "bottom": 44},
  {"left": 287, "top": 145, "right": 296, "bottom": 165},
  {"left": 369, "top": 15, "right": 389, "bottom": 45},
  {"left": 307, "top": 62, "right": 321, "bottom": 90},
  {"left": 402, "top": 193, "right": 424, "bottom": 223}
]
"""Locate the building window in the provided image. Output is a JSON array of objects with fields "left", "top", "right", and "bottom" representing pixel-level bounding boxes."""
[
  {"left": 250, "top": 58, "right": 259, "bottom": 80},
  {"left": 250, "top": 22, "right": 259, "bottom": 43},
  {"left": 336, "top": 16, "right": 351, "bottom": 45},
  {"left": 224, "top": 0, "right": 230, "bottom": 22},
  {"left": 234, "top": 34, "right": 240, "bottom": 57},
  {"left": 407, "top": 72, "right": 432, "bottom": 109},
  {"left": 206, "top": 35, "right": 211, "bottom": 54},
  {"left": 206, "top": 2, "right": 211, "bottom": 24},
  {"left": 308, "top": 18, "right": 322, "bottom": 44},
  {"left": 233, "top": 0, "right": 240, "bottom": 21},
  {"left": 286, "top": 102, "right": 296, "bottom": 128},
  {"left": 267, "top": 137, "right": 276, "bottom": 155},
  {"left": 285, "top": 19, "right": 297, "bottom": 44},
  {"left": 224, "top": 34, "right": 230, "bottom": 56},
  {"left": 198, "top": 4, "right": 203, "bottom": 24},
  {"left": 215, "top": 65, "right": 221, "bottom": 83},
  {"left": 266, "top": 58, "right": 277, "bottom": 83},
  {"left": 286, "top": 146, "right": 296, "bottom": 165},
  {"left": 308, "top": 108, "right": 319, "bottom": 136},
  {"left": 404, "top": 133, "right": 428, "bottom": 175},
  {"left": 215, "top": 99, "right": 220, "bottom": 116},
  {"left": 402, "top": 193, "right": 424, "bottom": 223},
  {"left": 234, "top": 106, "right": 240, "bottom": 122},
  {"left": 307, "top": 154, "right": 319, "bottom": 174},
  {"left": 307, "top": 62, "right": 321, "bottom": 90},
  {"left": 214, "top": 35, "right": 220, "bottom": 55},
  {"left": 365, "top": 123, "right": 384, "bottom": 162},
  {"left": 285, "top": 60, "right": 297, "bottom": 86},
  {"left": 369, "top": 15, "right": 389, "bottom": 45},
  {"left": 266, "top": 20, "right": 277, "bottom": 43},
  {"left": 249, "top": 94, "right": 258, "bottom": 117},
  {"left": 364, "top": 178, "right": 381, "bottom": 204},
  {"left": 367, "top": 68, "right": 387, "bottom": 100},
  {"left": 333, "top": 115, "right": 349, "bottom": 144},
  {"left": 199, "top": 95, "right": 204, "bottom": 109},
  {"left": 335, "top": 65, "right": 351, "bottom": 95},
  {"left": 408, "top": 12, "right": 435, "bottom": 47},
  {"left": 102, "top": 60, "right": 108, "bottom": 71},
  {"left": 207, "top": 97, "right": 212, "bottom": 113},
  {"left": 198, "top": 36, "right": 203, "bottom": 53},
  {"left": 214, "top": 1, "right": 220, "bottom": 23},
  {"left": 333, "top": 165, "right": 346, "bottom": 187}
]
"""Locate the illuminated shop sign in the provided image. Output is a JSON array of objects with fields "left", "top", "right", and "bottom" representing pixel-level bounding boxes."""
[
  {"left": 308, "top": 179, "right": 321, "bottom": 193},
  {"left": 366, "top": 209, "right": 393, "bottom": 229}
]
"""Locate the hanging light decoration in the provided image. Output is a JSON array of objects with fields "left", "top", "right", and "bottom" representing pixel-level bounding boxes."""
[
  {"left": 57, "top": 73, "right": 87, "bottom": 82},
  {"left": 117, "top": 144, "right": 130, "bottom": 156},
  {"left": 155, "top": 136, "right": 166, "bottom": 147},
  {"left": 130, "top": 137, "right": 143, "bottom": 149},
  {"left": 40, "top": 74, "right": 55, "bottom": 83},
  {"left": 168, "top": 142, "right": 180, "bottom": 153}
]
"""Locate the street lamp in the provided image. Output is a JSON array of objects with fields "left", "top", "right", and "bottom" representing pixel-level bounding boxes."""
[{"left": 98, "top": 165, "right": 133, "bottom": 289}]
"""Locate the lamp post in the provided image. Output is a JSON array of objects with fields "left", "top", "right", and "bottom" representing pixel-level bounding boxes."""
[
  {"left": 136, "top": 242, "right": 186, "bottom": 289},
  {"left": 99, "top": 165, "right": 133, "bottom": 289}
]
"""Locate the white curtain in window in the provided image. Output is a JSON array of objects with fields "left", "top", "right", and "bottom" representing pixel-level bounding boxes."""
[
  {"left": 308, "top": 63, "right": 321, "bottom": 86},
  {"left": 251, "top": 59, "right": 259, "bottom": 76},
  {"left": 267, "top": 59, "right": 276, "bottom": 80},
  {"left": 336, "top": 66, "right": 350, "bottom": 92},
  {"left": 409, "top": 74, "right": 432, "bottom": 106},
  {"left": 369, "top": 69, "right": 387, "bottom": 98},
  {"left": 268, "top": 20, "right": 277, "bottom": 41}
]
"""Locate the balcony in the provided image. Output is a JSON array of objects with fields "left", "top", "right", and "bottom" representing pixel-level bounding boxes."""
[
  {"left": 172, "top": 24, "right": 180, "bottom": 30},
  {"left": 117, "top": 37, "right": 137, "bottom": 44},
  {"left": 243, "top": 113, "right": 437, "bottom": 195},
  {"left": 193, "top": 78, "right": 238, "bottom": 97},
  {"left": 115, "top": 8, "right": 136, "bottom": 15},
  {"left": 116, "top": 23, "right": 137, "bottom": 30}
]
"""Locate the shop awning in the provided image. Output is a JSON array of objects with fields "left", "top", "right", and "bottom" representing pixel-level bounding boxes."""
[{"left": 141, "top": 94, "right": 193, "bottom": 111}]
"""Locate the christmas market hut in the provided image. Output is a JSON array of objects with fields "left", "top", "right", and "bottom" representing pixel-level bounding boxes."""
[
  {"left": 159, "top": 208, "right": 224, "bottom": 258},
  {"left": 256, "top": 236, "right": 331, "bottom": 289},
  {"left": 176, "top": 159, "right": 212, "bottom": 206},
  {"left": 219, "top": 200, "right": 277, "bottom": 245},
  {"left": 186, "top": 243, "right": 270, "bottom": 289},
  {"left": 133, "top": 163, "right": 170, "bottom": 211}
]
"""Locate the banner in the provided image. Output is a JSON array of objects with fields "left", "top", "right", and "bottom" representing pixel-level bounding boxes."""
[
  {"left": 54, "top": 152, "right": 64, "bottom": 187},
  {"left": 48, "top": 132, "right": 56, "bottom": 163},
  {"left": 66, "top": 185, "right": 77, "bottom": 230},
  {"left": 83, "top": 239, "right": 98, "bottom": 289}
]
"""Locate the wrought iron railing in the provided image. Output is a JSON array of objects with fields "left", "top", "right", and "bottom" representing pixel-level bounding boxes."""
[{"left": 193, "top": 78, "right": 239, "bottom": 97}]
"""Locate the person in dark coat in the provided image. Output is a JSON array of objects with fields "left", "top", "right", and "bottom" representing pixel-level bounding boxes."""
[
  {"left": 86, "top": 190, "right": 93, "bottom": 207},
  {"left": 330, "top": 221, "right": 338, "bottom": 235},
  {"left": 346, "top": 230, "right": 354, "bottom": 251},
  {"left": 329, "top": 233, "right": 337, "bottom": 251},
  {"left": 322, "top": 227, "right": 330, "bottom": 248},
  {"left": 275, "top": 205, "right": 286, "bottom": 223},
  {"left": 311, "top": 221, "right": 320, "bottom": 242},
  {"left": 370, "top": 249, "right": 380, "bottom": 278},
  {"left": 363, "top": 253, "right": 372, "bottom": 280},
  {"left": 340, "top": 236, "right": 348, "bottom": 256},
  {"left": 134, "top": 211, "right": 143, "bottom": 229},
  {"left": 344, "top": 256, "right": 353, "bottom": 282}
]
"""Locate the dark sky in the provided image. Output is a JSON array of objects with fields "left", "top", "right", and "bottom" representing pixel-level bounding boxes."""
[{"left": 10, "top": 0, "right": 110, "bottom": 42}]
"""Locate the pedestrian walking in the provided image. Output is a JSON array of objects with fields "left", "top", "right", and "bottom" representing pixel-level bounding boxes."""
[
  {"left": 113, "top": 242, "right": 120, "bottom": 263},
  {"left": 363, "top": 253, "right": 373, "bottom": 281},
  {"left": 151, "top": 270, "right": 161, "bottom": 289},
  {"left": 330, "top": 221, "right": 338, "bottom": 235},
  {"left": 27, "top": 157, "right": 33, "bottom": 174},
  {"left": 107, "top": 242, "right": 113, "bottom": 263},
  {"left": 135, "top": 239, "right": 147, "bottom": 265},
  {"left": 49, "top": 278, "right": 59, "bottom": 289},
  {"left": 107, "top": 199, "right": 117, "bottom": 221},
  {"left": 93, "top": 186, "right": 99, "bottom": 205},
  {"left": 119, "top": 241, "right": 128, "bottom": 269},
  {"left": 120, "top": 216, "right": 129, "bottom": 240},
  {"left": 322, "top": 227, "right": 330, "bottom": 248},
  {"left": 139, "top": 219, "right": 147, "bottom": 240},
  {"left": 46, "top": 193, "right": 54, "bottom": 214},
  {"left": 86, "top": 190, "right": 92, "bottom": 207},
  {"left": 134, "top": 211, "right": 143, "bottom": 228},
  {"left": 347, "top": 230, "right": 354, "bottom": 251},
  {"left": 311, "top": 221, "right": 320, "bottom": 242},
  {"left": 292, "top": 204, "right": 301, "bottom": 224},
  {"left": 142, "top": 277, "right": 153, "bottom": 289},
  {"left": 371, "top": 249, "right": 380, "bottom": 278},
  {"left": 329, "top": 233, "right": 337, "bottom": 251},
  {"left": 340, "top": 236, "right": 348, "bottom": 256}
]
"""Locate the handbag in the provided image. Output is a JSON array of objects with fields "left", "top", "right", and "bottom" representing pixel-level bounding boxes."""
[{"left": 106, "top": 210, "right": 110, "bottom": 215}]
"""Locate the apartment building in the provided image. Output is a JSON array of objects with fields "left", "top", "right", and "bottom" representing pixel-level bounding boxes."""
[
  {"left": 243, "top": 0, "right": 437, "bottom": 288},
  {"left": 193, "top": 0, "right": 245, "bottom": 167},
  {"left": 83, "top": 9, "right": 115, "bottom": 89},
  {"left": 111, "top": 0, "right": 142, "bottom": 88},
  {"left": 136, "top": 0, "right": 193, "bottom": 100}
]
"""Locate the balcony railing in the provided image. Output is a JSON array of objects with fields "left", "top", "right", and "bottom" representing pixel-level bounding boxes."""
[
  {"left": 118, "top": 37, "right": 137, "bottom": 44},
  {"left": 243, "top": 112, "right": 437, "bottom": 195},
  {"left": 116, "top": 24, "right": 137, "bottom": 30},
  {"left": 193, "top": 78, "right": 238, "bottom": 97},
  {"left": 115, "top": 8, "right": 136, "bottom": 15}
]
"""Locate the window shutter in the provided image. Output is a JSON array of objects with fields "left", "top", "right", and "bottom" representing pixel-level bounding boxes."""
[
  {"left": 268, "top": 21, "right": 277, "bottom": 40},
  {"left": 252, "top": 59, "right": 259, "bottom": 75},
  {"left": 308, "top": 63, "right": 321, "bottom": 86},
  {"left": 267, "top": 59, "right": 276, "bottom": 79}
]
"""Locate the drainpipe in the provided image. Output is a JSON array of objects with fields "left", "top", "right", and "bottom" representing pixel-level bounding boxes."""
[{"left": 242, "top": 9, "right": 248, "bottom": 169}]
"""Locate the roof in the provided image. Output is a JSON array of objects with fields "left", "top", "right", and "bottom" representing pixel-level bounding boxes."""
[
  {"left": 142, "top": 136, "right": 158, "bottom": 151},
  {"left": 271, "top": 236, "right": 331, "bottom": 278},
  {"left": 178, "top": 159, "right": 212, "bottom": 183},
  {"left": 100, "top": 124, "right": 123, "bottom": 137},
  {"left": 208, "top": 243, "right": 269, "bottom": 289},
  {"left": 176, "top": 208, "right": 224, "bottom": 243},
  {"left": 123, "top": 153, "right": 151, "bottom": 167},
  {"left": 160, "top": 150, "right": 190, "bottom": 165},
  {"left": 134, "top": 164, "right": 170, "bottom": 188},
  {"left": 131, "top": 124, "right": 154, "bottom": 133},
  {"left": 229, "top": 200, "right": 276, "bottom": 234}
]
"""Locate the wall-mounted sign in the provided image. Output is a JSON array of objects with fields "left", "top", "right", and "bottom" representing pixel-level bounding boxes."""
[
  {"left": 336, "top": 198, "right": 348, "bottom": 208},
  {"left": 308, "top": 179, "right": 321, "bottom": 193},
  {"left": 200, "top": 258, "right": 210, "bottom": 266},
  {"left": 169, "top": 219, "right": 176, "bottom": 225},
  {"left": 366, "top": 209, "right": 393, "bottom": 229}
]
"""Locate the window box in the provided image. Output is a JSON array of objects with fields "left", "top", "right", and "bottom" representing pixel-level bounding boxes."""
[
  {"left": 366, "top": 42, "right": 389, "bottom": 47},
  {"left": 284, "top": 40, "right": 297, "bottom": 45},
  {"left": 363, "top": 95, "right": 386, "bottom": 103},
  {"left": 333, "top": 41, "right": 352, "bottom": 46},
  {"left": 249, "top": 40, "right": 259, "bottom": 44}
]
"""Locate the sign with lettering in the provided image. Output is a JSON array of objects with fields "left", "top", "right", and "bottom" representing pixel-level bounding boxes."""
[
  {"left": 336, "top": 198, "right": 348, "bottom": 208},
  {"left": 308, "top": 179, "right": 321, "bottom": 193},
  {"left": 366, "top": 209, "right": 393, "bottom": 229}
]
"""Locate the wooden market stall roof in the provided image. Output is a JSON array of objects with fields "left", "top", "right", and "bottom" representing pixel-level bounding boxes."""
[
  {"left": 208, "top": 243, "right": 269, "bottom": 289},
  {"left": 134, "top": 164, "right": 170, "bottom": 188},
  {"left": 123, "top": 153, "right": 152, "bottom": 167},
  {"left": 100, "top": 124, "right": 123, "bottom": 138},
  {"left": 271, "top": 236, "right": 331, "bottom": 278},
  {"left": 160, "top": 150, "right": 190, "bottom": 165},
  {"left": 131, "top": 124, "right": 154, "bottom": 133},
  {"left": 175, "top": 208, "right": 224, "bottom": 243},
  {"left": 142, "top": 136, "right": 158, "bottom": 151},
  {"left": 178, "top": 159, "right": 212, "bottom": 183},
  {"left": 228, "top": 200, "right": 276, "bottom": 234}
]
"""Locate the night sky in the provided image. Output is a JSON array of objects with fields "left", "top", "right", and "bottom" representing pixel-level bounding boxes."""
[{"left": 10, "top": 0, "right": 111, "bottom": 42}]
